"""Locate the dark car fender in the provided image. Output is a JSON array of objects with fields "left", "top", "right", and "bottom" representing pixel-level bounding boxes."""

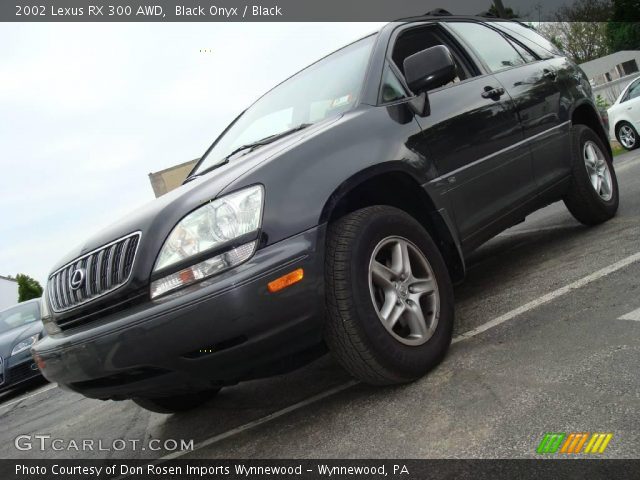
[
  {"left": 569, "top": 97, "right": 613, "bottom": 159},
  {"left": 221, "top": 106, "right": 466, "bottom": 282},
  {"left": 564, "top": 63, "right": 612, "bottom": 158}
]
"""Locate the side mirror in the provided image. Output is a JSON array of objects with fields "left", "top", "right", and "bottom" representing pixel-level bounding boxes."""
[{"left": 403, "top": 45, "right": 457, "bottom": 95}]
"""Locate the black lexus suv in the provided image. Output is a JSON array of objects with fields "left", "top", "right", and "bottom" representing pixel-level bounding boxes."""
[{"left": 34, "top": 17, "right": 618, "bottom": 413}]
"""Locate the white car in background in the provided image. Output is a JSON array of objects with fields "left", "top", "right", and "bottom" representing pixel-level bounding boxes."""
[{"left": 608, "top": 75, "right": 640, "bottom": 151}]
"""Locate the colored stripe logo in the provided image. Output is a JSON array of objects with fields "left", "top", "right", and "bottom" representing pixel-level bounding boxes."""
[{"left": 537, "top": 433, "right": 613, "bottom": 454}]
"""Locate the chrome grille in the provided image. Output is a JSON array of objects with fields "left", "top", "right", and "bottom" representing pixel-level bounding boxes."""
[{"left": 48, "top": 232, "right": 141, "bottom": 313}]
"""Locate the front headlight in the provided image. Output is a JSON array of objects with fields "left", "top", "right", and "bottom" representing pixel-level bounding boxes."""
[
  {"left": 151, "top": 185, "right": 264, "bottom": 298},
  {"left": 11, "top": 334, "right": 39, "bottom": 356}
]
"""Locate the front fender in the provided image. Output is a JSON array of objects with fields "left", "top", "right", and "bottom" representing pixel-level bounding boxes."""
[{"left": 220, "top": 105, "right": 430, "bottom": 247}]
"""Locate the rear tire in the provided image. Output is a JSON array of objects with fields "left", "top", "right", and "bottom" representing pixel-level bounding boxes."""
[
  {"left": 616, "top": 121, "right": 639, "bottom": 150},
  {"left": 324, "top": 206, "right": 454, "bottom": 386},
  {"left": 564, "top": 125, "right": 619, "bottom": 225},
  {"left": 132, "top": 389, "right": 220, "bottom": 413}
]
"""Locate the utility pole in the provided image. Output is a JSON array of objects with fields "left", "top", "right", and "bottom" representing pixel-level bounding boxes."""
[{"left": 493, "top": 0, "right": 507, "bottom": 18}]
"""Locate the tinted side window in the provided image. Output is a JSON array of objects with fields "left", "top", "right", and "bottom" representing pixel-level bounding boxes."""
[
  {"left": 493, "top": 22, "right": 561, "bottom": 60},
  {"left": 392, "top": 25, "right": 473, "bottom": 87},
  {"left": 508, "top": 39, "right": 537, "bottom": 63},
  {"left": 447, "top": 22, "right": 527, "bottom": 73}
]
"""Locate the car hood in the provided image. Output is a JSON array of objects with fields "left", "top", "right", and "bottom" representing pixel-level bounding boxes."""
[
  {"left": 48, "top": 118, "right": 339, "bottom": 276},
  {"left": 0, "top": 322, "right": 42, "bottom": 358}
]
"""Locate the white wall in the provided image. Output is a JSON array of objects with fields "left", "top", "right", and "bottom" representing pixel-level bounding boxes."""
[
  {"left": 0, "top": 278, "right": 19, "bottom": 310},
  {"left": 593, "top": 74, "right": 640, "bottom": 105},
  {"left": 580, "top": 51, "right": 640, "bottom": 86}
]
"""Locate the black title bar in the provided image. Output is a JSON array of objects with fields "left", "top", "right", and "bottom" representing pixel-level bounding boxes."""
[
  {"left": 2, "top": 0, "right": 638, "bottom": 22},
  {"left": 3, "top": 459, "right": 640, "bottom": 480}
]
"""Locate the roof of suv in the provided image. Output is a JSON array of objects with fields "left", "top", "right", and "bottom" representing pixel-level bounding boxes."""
[{"left": 391, "top": 13, "right": 530, "bottom": 34}]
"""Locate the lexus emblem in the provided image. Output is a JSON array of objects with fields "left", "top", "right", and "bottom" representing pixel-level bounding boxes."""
[{"left": 69, "top": 268, "right": 86, "bottom": 290}]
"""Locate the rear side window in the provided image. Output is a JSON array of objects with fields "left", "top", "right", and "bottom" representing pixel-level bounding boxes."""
[
  {"left": 493, "top": 22, "right": 561, "bottom": 60},
  {"left": 447, "top": 22, "right": 528, "bottom": 73}
]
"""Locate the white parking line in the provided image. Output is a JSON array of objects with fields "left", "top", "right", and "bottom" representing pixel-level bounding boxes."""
[
  {"left": 159, "top": 251, "right": 640, "bottom": 460},
  {"left": 0, "top": 383, "right": 58, "bottom": 411},
  {"left": 615, "top": 154, "right": 640, "bottom": 172},
  {"left": 452, "top": 251, "right": 640, "bottom": 343},
  {"left": 619, "top": 306, "right": 640, "bottom": 321},
  {"left": 159, "top": 380, "right": 358, "bottom": 461}
]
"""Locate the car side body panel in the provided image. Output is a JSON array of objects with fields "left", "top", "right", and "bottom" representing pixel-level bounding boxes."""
[
  {"left": 495, "top": 57, "right": 573, "bottom": 189},
  {"left": 413, "top": 73, "right": 532, "bottom": 248}
]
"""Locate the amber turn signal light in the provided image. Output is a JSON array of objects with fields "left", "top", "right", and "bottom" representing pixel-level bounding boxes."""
[
  {"left": 267, "top": 268, "right": 304, "bottom": 293},
  {"left": 33, "top": 353, "right": 46, "bottom": 370}
]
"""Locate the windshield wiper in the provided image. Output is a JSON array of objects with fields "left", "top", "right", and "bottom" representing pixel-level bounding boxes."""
[
  {"left": 185, "top": 123, "right": 311, "bottom": 182},
  {"left": 184, "top": 158, "right": 230, "bottom": 183},
  {"left": 224, "top": 123, "right": 312, "bottom": 162}
]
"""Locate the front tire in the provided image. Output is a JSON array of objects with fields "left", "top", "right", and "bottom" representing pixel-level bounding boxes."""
[
  {"left": 564, "top": 125, "right": 619, "bottom": 225},
  {"left": 616, "top": 121, "right": 639, "bottom": 150},
  {"left": 324, "top": 206, "right": 454, "bottom": 386},
  {"left": 132, "top": 389, "right": 220, "bottom": 413}
]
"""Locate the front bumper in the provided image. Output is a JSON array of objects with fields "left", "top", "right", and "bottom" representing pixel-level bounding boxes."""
[
  {"left": 33, "top": 226, "right": 326, "bottom": 400},
  {"left": 0, "top": 349, "right": 42, "bottom": 392}
]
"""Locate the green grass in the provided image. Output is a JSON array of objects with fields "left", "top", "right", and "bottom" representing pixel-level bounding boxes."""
[{"left": 611, "top": 143, "right": 626, "bottom": 157}]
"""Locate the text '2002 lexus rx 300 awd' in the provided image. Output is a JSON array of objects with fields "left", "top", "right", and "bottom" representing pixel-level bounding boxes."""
[{"left": 33, "top": 17, "right": 618, "bottom": 413}]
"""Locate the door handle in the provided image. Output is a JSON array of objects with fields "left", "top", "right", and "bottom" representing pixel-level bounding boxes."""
[
  {"left": 481, "top": 86, "right": 505, "bottom": 99},
  {"left": 543, "top": 69, "right": 557, "bottom": 80}
]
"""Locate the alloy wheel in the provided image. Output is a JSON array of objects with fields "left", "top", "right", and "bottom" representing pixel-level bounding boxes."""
[
  {"left": 583, "top": 141, "right": 613, "bottom": 201},
  {"left": 368, "top": 236, "right": 439, "bottom": 346},
  {"left": 619, "top": 125, "right": 636, "bottom": 149}
]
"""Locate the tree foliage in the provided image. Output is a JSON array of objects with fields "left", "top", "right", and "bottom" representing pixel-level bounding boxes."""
[
  {"left": 607, "top": 0, "right": 640, "bottom": 51},
  {"left": 538, "top": 0, "right": 613, "bottom": 64},
  {"left": 488, "top": 1, "right": 517, "bottom": 18},
  {"left": 595, "top": 94, "right": 611, "bottom": 110},
  {"left": 16, "top": 274, "right": 43, "bottom": 302}
]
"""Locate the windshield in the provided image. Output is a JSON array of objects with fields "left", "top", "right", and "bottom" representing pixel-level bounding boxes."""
[
  {"left": 193, "top": 34, "right": 377, "bottom": 175},
  {"left": 0, "top": 302, "right": 40, "bottom": 335}
]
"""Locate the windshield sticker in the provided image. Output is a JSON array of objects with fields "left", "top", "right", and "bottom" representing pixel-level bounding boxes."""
[{"left": 331, "top": 94, "right": 352, "bottom": 108}]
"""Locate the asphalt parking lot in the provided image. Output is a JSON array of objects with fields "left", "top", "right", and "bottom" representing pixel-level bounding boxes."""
[{"left": 1, "top": 150, "right": 639, "bottom": 460}]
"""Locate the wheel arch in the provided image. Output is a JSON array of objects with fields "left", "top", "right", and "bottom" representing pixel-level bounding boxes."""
[
  {"left": 320, "top": 165, "right": 466, "bottom": 283},
  {"left": 571, "top": 100, "right": 612, "bottom": 158}
]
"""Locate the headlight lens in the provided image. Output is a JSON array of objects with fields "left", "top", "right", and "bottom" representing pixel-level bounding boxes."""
[
  {"left": 11, "top": 334, "right": 39, "bottom": 356},
  {"left": 151, "top": 185, "right": 263, "bottom": 298},
  {"left": 150, "top": 241, "right": 257, "bottom": 299},
  {"left": 154, "top": 185, "right": 263, "bottom": 272}
]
